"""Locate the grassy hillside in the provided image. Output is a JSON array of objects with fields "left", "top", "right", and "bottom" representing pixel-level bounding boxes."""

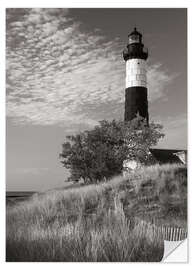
[{"left": 6, "top": 164, "right": 187, "bottom": 262}]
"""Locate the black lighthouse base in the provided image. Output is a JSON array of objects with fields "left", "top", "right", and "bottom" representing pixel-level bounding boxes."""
[{"left": 124, "top": 86, "right": 149, "bottom": 123}]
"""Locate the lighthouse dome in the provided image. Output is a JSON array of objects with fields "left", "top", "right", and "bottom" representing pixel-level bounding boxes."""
[{"left": 128, "top": 27, "right": 142, "bottom": 44}]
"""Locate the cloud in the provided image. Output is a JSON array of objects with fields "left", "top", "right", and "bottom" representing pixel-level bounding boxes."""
[
  {"left": 6, "top": 8, "right": 175, "bottom": 128},
  {"left": 147, "top": 63, "right": 176, "bottom": 101}
]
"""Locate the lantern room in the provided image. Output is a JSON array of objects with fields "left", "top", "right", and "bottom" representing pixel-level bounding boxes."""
[{"left": 123, "top": 27, "right": 148, "bottom": 61}]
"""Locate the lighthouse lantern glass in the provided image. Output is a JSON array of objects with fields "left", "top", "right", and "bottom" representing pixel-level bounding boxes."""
[{"left": 128, "top": 34, "right": 140, "bottom": 44}]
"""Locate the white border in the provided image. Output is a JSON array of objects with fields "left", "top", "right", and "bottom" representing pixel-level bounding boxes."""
[
  {"left": 0, "top": 0, "right": 190, "bottom": 8},
  {"left": 1, "top": 0, "right": 192, "bottom": 268}
]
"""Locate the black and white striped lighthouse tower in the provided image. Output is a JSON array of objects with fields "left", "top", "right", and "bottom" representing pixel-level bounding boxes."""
[{"left": 123, "top": 28, "right": 149, "bottom": 123}]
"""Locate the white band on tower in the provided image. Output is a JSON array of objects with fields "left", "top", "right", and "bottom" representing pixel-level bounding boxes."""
[{"left": 126, "top": 59, "right": 147, "bottom": 88}]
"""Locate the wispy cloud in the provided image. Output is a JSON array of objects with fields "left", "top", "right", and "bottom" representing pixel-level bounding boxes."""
[
  {"left": 6, "top": 8, "right": 175, "bottom": 128},
  {"left": 147, "top": 63, "right": 176, "bottom": 101}
]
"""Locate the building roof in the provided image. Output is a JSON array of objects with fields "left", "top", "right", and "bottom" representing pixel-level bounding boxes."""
[{"left": 150, "top": 148, "right": 187, "bottom": 164}]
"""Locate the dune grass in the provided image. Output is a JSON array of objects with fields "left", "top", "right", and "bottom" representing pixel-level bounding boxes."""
[
  {"left": 6, "top": 207, "right": 164, "bottom": 262},
  {"left": 6, "top": 163, "right": 187, "bottom": 262}
]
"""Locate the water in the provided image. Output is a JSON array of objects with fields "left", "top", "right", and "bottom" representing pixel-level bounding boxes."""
[{"left": 6, "top": 191, "right": 36, "bottom": 206}]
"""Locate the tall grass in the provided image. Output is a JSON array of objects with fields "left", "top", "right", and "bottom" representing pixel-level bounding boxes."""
[
  {"left": 6, "top": 201, "right": 164, "bottom": 262},
  {"left": 6, "top": 163, "right": 187, "bottom": 262}
]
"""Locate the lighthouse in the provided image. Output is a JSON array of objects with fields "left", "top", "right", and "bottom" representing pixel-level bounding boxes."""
[
  {"left": 122, "top": 28, "right": 187, "bottom": 172},
  {"left": 123, "top": 28, "right": 149, "bottom": 123}
]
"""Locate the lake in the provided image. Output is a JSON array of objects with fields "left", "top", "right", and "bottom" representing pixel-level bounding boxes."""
[{"left": 6, "top": 191, "right": 36, "bottom": 206}]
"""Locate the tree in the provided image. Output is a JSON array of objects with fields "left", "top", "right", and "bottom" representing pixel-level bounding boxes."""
[{"left": 59, "top": 116, "right": 165, "bottom": 184}]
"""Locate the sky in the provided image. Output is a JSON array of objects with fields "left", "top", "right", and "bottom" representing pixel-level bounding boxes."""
[{"left": 6, "top": 8, "right": 187, "bottom": 191}]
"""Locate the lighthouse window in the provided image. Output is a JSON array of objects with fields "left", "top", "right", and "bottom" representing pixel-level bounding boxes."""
[{"left": 129, "top": 34, "right": 140, "bottom": 44}]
